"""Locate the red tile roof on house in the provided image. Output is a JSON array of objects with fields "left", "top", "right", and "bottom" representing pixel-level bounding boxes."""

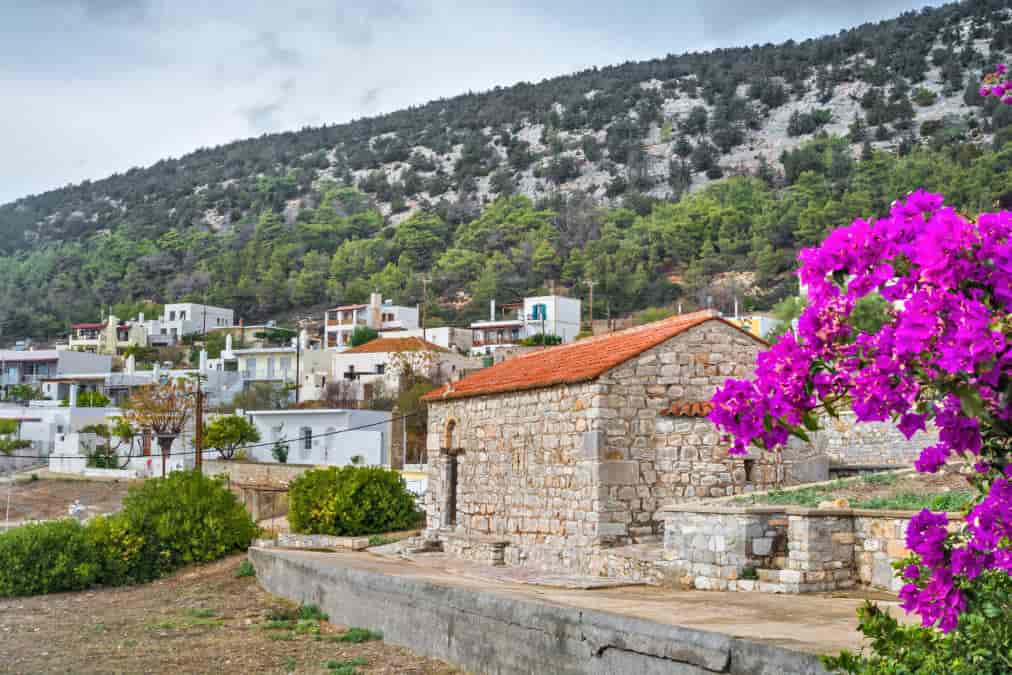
[
  {"left": 72, "top": 322, "right": 106, "bottom": 330},
  {"left": 329, "top": 303, "right": 368, "bottom": 312},
  {"left": 343, "top": 336, "right": 449, "bottom": 354},
  {"left": 661, "top": 400, "right": 716, "bottom": 417},
  {"left": 422, "top": 311, "right": 762, "bottom": 403}
]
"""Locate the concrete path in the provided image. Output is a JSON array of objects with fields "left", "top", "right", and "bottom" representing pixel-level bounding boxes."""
[{"left": 258, "top": 547, "right": 907, "bottom": 658}]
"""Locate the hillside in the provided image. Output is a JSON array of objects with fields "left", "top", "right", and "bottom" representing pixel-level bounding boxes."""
[{"left": 1, "top": 0, "right": 1011, "bottom": 338}]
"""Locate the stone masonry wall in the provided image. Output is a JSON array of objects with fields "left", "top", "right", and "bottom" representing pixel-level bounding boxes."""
[
  {"left": 818, "top": 410, "right": 938, "bottom": 467},
  {"left": 425, "top": 381, "right": 606, "bottom": 573},
  {"left": 662, "top": 505, "right": 964, "bottom": 593},
  {"left": 596, "top": 321, "right": 822, "bottom": 541}
]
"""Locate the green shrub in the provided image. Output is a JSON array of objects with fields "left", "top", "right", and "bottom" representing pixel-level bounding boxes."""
[
  {"left": 235, "top": 560, "right": 256, "bottom": 578},
  {"left": 288, "top": 466, "right": 420, "bottom": 536},
  {"left": 0, "top": 520, "right": 101, "bottom": 596},
  {"left": 0, "top": 470, "right": 256, "bottom": 598},
  {"left": 824, "top": 573, "right": 1012, "bottom": 674},
  {"left": 117, "top": 470, "right": 257, "bottom": 575}
]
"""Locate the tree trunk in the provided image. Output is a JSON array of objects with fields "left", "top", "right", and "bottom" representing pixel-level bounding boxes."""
[{"left": 157, "top": 436, "right": 174, "bottom": 477}]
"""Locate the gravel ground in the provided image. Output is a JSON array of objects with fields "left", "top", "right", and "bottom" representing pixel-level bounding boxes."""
[{"left": 0, "top": 554, "right": 458, "bottom": 674}]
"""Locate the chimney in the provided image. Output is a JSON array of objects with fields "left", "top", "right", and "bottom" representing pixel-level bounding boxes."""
[
  {"left": 490, "top": 299, "right": 496, "bottom": 321},
  {"left": 138, "top": 312, "right": 145, "bottom": 323},
  {"left": 369, "top": 292, "right": 382, "bottom": 329}
]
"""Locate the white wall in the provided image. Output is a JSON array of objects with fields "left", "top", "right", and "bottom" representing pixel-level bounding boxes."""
[
  {"left": 246, "top": 409, "right": 391, "bottom": 466},
  {"left": 523, "top": 296, "right": 582, "bottom": 343},
  {"left": 56, "top": 351, "right": 113, "bottom": 375}
]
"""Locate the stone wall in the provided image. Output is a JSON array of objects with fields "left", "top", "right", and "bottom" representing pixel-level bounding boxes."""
[
  {"left": 204, "top": 459, "right": 315, "bottom": 486},
  {"left": 817, "top": 410, "right": 937, "bottom": 467},
  {"left": 426, "top": 380, "right": 604, "bottom": 573},
  {"left": 661, "top": 504, "right": 964, "bottom": 593}
]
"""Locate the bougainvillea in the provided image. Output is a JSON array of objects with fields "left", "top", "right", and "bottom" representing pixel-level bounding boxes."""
[
  {"left": 980, "top": 63, "right": 1012, "bottom": 105},
  {"left": 710, "top": 190, "right": 1012, "bottom": 634}
]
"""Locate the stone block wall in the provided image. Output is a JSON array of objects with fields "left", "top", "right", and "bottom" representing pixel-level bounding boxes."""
[
  {"left": 854, "top": 514, "right": 915, "bottom": 592},
  {"left": 661, "top": 505, "right": 958, "bottom": 593},
  {"left": 818, "top": 411, "right": 937, "bottom": 467},
  {"left": 591, "top": 321, "right": 765, "bottom": 544},
  {"left": 662, "top": 510, "right": 787, "bottom": 591},
  {"left": 204, "top": 459, "right": 315, "bottom": 486},
  {"left": 425, "top": 381, "right": 607, "bottom": 573}
]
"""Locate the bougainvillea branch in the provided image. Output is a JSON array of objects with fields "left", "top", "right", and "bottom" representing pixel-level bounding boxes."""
[
  {"left": 709, "top": 190, "right": 1012, "bottom": 633},
  {"left": 980, "top": 63, "right": 1012, "bottom": 105}
]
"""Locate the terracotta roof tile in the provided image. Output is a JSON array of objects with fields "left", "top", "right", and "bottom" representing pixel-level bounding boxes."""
[
  {"left": 661, "top": 400, "right": 716, "bottom": 417},
  {"left": 343, "top": 336, "right": 449, "bottom": 354},
  {"left": 423, "top": 311, "right": 760, "bottom": 403}
]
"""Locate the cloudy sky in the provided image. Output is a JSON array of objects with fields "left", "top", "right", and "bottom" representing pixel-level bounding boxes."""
[{"left": 0, "top": 0, "right": 941, "bottom": 204}]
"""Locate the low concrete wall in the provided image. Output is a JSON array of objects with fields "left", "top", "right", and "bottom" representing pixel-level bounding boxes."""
[{"left": 250, "top": 547, "right": 828, "bottom": 675}]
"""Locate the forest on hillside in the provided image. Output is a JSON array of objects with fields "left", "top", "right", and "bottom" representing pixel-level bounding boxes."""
[
  {"left": 3, "top": 132, "right": 1012, "bottom": 339},
  {"left": 0, "top": 0, "right": 1010, "bottom": 338}
]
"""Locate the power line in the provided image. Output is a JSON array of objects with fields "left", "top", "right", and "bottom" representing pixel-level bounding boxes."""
[{"left": 0, "top": 410, "right": 421, "bottom": 461}]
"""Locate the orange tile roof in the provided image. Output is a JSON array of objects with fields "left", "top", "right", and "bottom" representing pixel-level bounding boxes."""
[
  {"left": 661, "top": 400, "right": 716, "bottom": 417},
  {"left": 343, "top": 336, "right": 449, "bottom": 354},
  {"left": 423, "top": 311, "right": 761, "bottom": 403}
]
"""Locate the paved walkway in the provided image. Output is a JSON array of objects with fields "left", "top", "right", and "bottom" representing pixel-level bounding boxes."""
[{"left": 268, "top": 548, "right": 909, "bottom": 657}]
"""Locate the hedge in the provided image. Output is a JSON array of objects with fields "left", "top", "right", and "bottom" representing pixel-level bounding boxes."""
[{"left": 288, "top": 466, "right": 420, "bottom": 536}]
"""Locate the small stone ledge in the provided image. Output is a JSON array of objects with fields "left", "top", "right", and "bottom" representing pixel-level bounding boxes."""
[
  {"left": 659, "top": 502, "right": 965, "bottom": 520},
  {"left": 275, "top": 532, "right": 370, "bottom": 551}
]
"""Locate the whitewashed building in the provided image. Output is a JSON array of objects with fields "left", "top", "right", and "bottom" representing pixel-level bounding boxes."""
[
  {"left": 330, "top": 337, "right": 476, "bottom": 401},
  {"left": 144, "top": 302, "right": 234, "bottom": 344},
  {"left": 470, "top": 295, "right": 582, "bottom": 355},
  {"left": 324, "top": 293, "right": 419, "bottom": 351},
  {"left": 243, "top": 408, "right": 392, "bottom": 466}
]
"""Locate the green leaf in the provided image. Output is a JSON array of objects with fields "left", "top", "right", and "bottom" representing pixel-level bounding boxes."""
[{"left": 802, "top": 411, "right": 821, "bottom": 431}]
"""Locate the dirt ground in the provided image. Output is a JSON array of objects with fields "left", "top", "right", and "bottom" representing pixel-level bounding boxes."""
[
  {"left": 0, "top": 477, "right": 133, "bottom": 524},
  {"left": 0, "top": 554, "right": 457, "bottom": 675}
]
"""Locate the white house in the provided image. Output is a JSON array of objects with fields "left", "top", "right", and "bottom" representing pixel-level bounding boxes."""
[
  {"left": 324, "top": 293, "right": 419, "bottom": 351},
  {"left": 243, "top": 408, "right": 392, "bottom": 466},
  {"left": 144, "top": 302, "right": 234, "bottom": 344},
  {"left": 0, "top": 349, "right": 112, "bottom": 398},
  {"left": 68, "top": 315, "right": 149, "bottom": 355},
  {"left": 394, "top": 326, "right": 473, "bottom": 353},
  {"left": 470, "top": 295, "right": 582, "bottom": 355},
  {"left": 330, "top": 337, "right": 476, "bottom": 401}
]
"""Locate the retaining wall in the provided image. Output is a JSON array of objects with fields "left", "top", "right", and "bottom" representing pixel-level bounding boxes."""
[
  {"left": 250, "top": 547, "right": 828, "bottom": 675},
  {"left": 661, "top": 505, "right": 961, "bottom": 593}
]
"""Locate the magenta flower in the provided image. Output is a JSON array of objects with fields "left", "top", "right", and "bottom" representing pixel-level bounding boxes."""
[{"left": 710, "top": 189, "right": 1012, "bottom": 632}]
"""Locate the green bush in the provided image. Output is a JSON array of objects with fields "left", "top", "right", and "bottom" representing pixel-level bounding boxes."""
[
  {"left": 0, "top": 520, "right": 101, "bottom": 596},
  {"left": 824, "top": 573, "right": 1012, "bottom": 674},
  {"left": 117, "top": 470, "right": 257, "bottom": 575},
  {"left": 0, "top": 470, "right": 257, "bottom": 598},
  {"left": 288, "top": 466, "right": 420, "bottom": 536}
]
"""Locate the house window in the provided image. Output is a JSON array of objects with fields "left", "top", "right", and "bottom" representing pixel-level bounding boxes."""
[
  {"left": 169, "top": 311, "right": 175, "bottom": 320},
  {"left": 280, "top": 357, "right": 292, "bottom": 373},
  {"left": 376, "top": 364, "right": 385, "bottom": 374},
  {"left": 302, "top": 427, "right": 312, "bottom": 450},
  {"left": 245, "top": 357, "right": 256, "bottom": 377},
  {"left": 180, "top": 311, "right": 187, "bottom": 320}
]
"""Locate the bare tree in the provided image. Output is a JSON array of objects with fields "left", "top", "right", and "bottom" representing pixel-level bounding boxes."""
[{"left": 124, "top": 379, "right": 197, "bottom": 477}]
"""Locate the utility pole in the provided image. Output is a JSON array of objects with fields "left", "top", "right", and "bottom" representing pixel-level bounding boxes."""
[
  {"left": 420, "top": 274, "right": 430, "bottom": 344},
  {"left": 295, "top": 333, "right": 301, "bottom": 405},
  {"left": 583, "top": 279, "right": 596, "bottom": 334},
  {"left": 194, "top": 388, "right": 204, "bottom": 474}
]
